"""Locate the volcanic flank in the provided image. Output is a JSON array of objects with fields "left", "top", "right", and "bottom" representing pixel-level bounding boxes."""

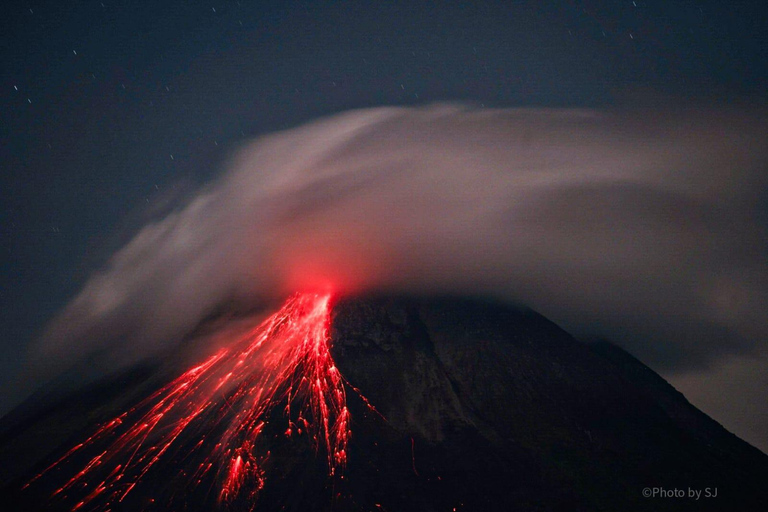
[{"left": 1, "top": 294, "right": 766, "bottom": 511}]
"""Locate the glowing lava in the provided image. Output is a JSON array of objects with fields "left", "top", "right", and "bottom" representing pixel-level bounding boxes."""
[{"left": 27, "top": 292, "right": 353, "bottom": 511}]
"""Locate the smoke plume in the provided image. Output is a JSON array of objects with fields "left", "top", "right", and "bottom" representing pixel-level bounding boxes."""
[{"left": 35, "top": 104, "right": 768, "bottom": 377}]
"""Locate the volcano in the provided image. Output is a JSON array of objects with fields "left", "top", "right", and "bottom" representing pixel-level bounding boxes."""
[{"left": 1, "top": 294, "right": 766, "bottom": 511}]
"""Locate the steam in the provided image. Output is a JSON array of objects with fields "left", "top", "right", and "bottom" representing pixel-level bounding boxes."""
[{"left": 35, "top": 104, "right": 768, "bottom": 376}]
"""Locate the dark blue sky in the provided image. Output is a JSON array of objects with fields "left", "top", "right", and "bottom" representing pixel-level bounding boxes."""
[{"left": 1, "top": 0, "right": 766, "bottom": 413}]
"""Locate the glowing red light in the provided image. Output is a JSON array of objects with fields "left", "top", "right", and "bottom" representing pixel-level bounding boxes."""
[{"left": 28, "top": 292, "right": 354, "bottom": 511}]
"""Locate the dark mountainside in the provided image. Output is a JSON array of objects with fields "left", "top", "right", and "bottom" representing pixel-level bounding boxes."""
[{"left": 1, "top": 295, "right": 766, "bottom": 511}]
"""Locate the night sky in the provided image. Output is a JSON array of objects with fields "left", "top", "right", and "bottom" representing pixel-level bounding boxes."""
[{"left": 2, "top": 1, "right": 767, "bottom": 448}]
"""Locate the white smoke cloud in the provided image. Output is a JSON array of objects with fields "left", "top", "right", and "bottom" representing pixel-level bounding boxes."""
[{"left": 34, "top": 104, "right": 768, "bottom": 377}]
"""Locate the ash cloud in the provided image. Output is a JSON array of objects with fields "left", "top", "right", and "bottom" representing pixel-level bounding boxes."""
[{"left": 34, "top": 104, "right": 768, "bottom": 377}]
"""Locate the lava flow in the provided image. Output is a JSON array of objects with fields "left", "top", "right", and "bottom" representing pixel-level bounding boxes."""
[{"left": 26, "top": 292, "right": 355, "bottom": 511}]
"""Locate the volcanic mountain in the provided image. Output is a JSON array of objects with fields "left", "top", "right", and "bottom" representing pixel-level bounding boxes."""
[{"left": 0, "top": 294, "right": 766, "bottom": 511}]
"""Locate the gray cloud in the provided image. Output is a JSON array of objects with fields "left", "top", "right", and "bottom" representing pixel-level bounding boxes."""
[{"left": 33, "top": 104, "right": 768, "bottom": 379}]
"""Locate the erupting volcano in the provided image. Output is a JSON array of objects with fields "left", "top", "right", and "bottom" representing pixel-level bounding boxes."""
[
  {"left": 25, "top": 292, "right": 357, "bottom": 511},
  {"left": 5, "top": 294, "right": 768, "bottom": 512}
]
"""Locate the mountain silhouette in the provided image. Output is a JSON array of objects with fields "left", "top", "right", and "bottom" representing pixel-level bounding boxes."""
[{"left": 1, "top": 294, "right": 765, "bottom": 511}]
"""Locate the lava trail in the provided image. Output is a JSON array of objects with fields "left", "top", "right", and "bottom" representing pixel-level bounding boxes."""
[{"left": 26, "top": 292, "right": 352, "bottom": 511}]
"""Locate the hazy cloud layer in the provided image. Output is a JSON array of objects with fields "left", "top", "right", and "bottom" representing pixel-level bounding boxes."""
[{"left": 35, "top": 104, "right": 768, "bottom": 377}]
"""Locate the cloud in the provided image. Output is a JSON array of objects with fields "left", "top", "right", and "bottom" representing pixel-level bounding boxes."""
[{"left": 33, "top": 104, "right": 768, "bottom": 378}]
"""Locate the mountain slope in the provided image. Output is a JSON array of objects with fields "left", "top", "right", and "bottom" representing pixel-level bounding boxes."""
[{"left": 329, "top": 295, "right": 768, "bottom": 511}]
